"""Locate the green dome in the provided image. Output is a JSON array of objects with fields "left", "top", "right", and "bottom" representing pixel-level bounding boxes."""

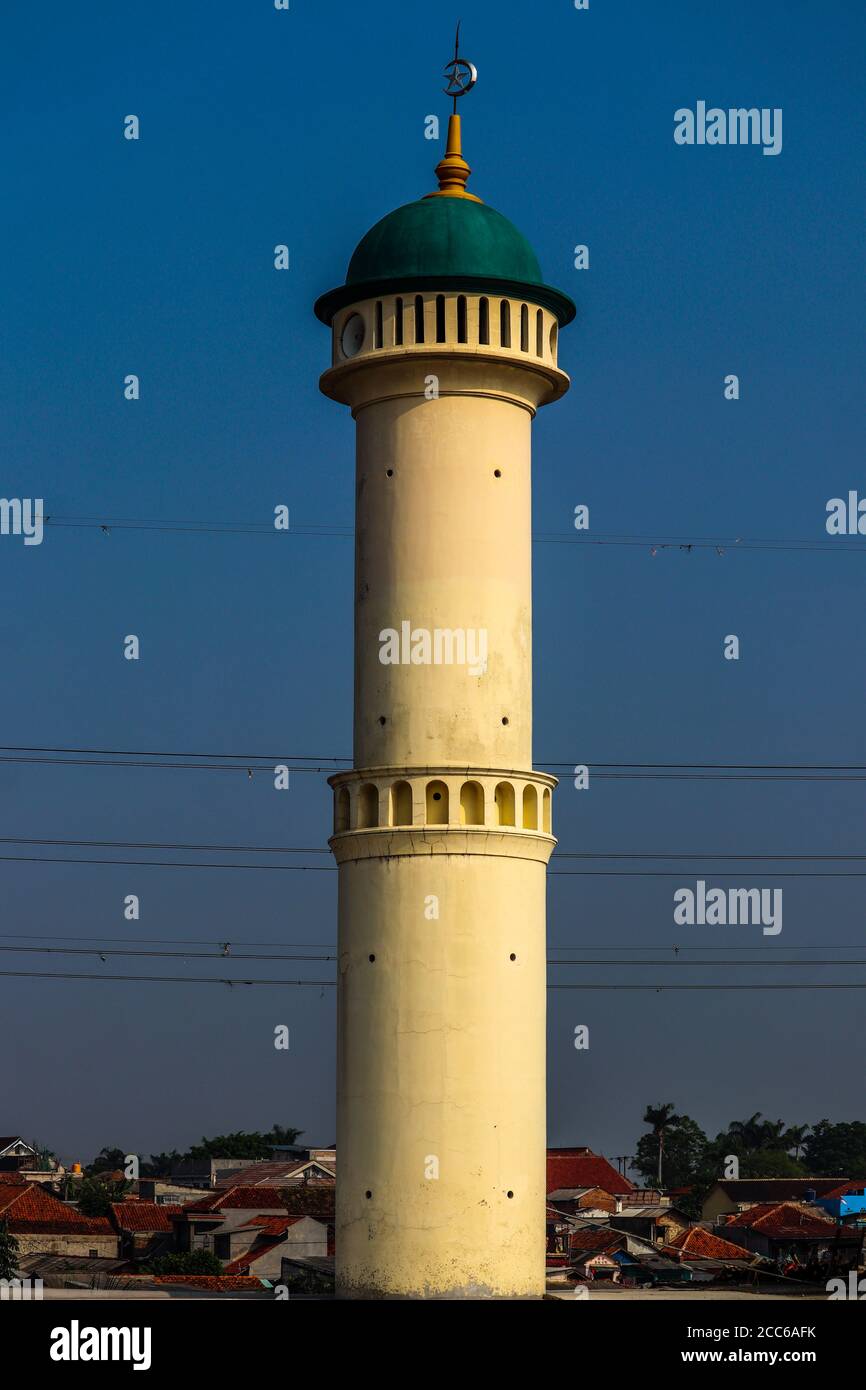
[
  {"left": 314, "top": 195, "right": 575, "bottom": 327},
  {"left": 348, "top": 198, "right": 543, "bottom": 287}
]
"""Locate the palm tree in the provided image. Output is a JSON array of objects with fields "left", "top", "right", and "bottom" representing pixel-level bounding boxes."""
[
  {"left": 783, "top": 1124, "right": 810, "bottom": 1160},
  {"left": 727, "top": 1112, "right": 765, "bottom": 1151},
  {"left": 643, "top": 1103, "right": 682, "bottom": 1186},
  {"left": 758, "top": 1119, "right": 788, "bottom": 1150}
]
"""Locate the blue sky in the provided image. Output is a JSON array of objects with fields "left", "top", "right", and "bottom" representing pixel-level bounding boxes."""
[{"left": 1, "top": 0, "right": 864, "bottom": 1167}]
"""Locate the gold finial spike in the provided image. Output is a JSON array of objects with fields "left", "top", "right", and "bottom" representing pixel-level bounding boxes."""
[
  {"left": 425, "top": 113, "right": 482, "bottom": 201},
  {"left": 425, "top": 28, "right": 482, "bottom": 202}
]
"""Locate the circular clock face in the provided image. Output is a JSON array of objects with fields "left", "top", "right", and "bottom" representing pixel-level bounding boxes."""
[{"left": 340, "top": 313, "right": 365, "bottom": 359}]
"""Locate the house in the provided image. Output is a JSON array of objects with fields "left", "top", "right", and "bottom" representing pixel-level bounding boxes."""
[
  {"left": 137, "top": 1179, "right": 216, "bottom": 1206},
  {"left": 546, "top": 1147, "right": 635, "bottom": 1197},
  {"left": 665, "top": 1224, "right": 761, "bottom": 1280},
  {"left": 721, "top": 1201, "right": 861, "bottom": 1273},
  {"left": 612, "top": 1203, "right": 691, "bottom": 1244},
  {"left": 176, "top": 1184, "right": 335, "bottom": 1267},
  {"left": 0, "top": 1137, "right": 40, "bottom": 1172},
  {"left": 0, "top": 1182, "right": 117, "bottom": 1257},
  {"left": 169, "top": 1158, "right": 256, "bottom": 1190},
  {"left": 546, "top": 1186, "right": 618, "bottom": 1217},
  {"left": 221, "top": 1216, "right": 328, "bottom": 1277},
  {"left": 566, "top": 1227, "right": 626, "bottom": 1282},
  {"left": 110, "top": 1201, "right": 182, "bottom": 1262},
  {"left": 701, "top": 1178, "right": 847, "bottom": 1222},
  {"left": 812, "top": 1181, "right": 866, "bottom": 1224},
  {"left": 213, "top": 1158, "right": 335, "bottom": 1189}
]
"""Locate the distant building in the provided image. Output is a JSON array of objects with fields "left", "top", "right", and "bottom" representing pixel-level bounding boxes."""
[
  {"left": 213, "top": 1158, "right": 335, "bottom": 1189},
  {"left": 0, "top": 1181, "right": 116, "bottom": 1258},
  {"left": 812, "top": 1181, "right": 866, "bottom": 1223},
  {"left": 721, "top": 1201, "right": 860, "bottom": 1270},
  {"left": 702, "top": 1178, "right": 848, "bottom": 1222},
  {"left": 613, "top": 1203, "right": 691, "bottom": 1244},
  {"left": 666, "top": 1225, "right": 760, "bottom": 1266},
  {"left": 110, "top": 1201, "right": 183, "bottom": 1262},
  {"left": 221, "top": 1217, "right": 328, "bottom": 1278},
  {"left": 175, "top": 1184, "right": 335, "bottom": 1270},
  {"left": 546, "top": 1186, "right": 618, "bottom": 1217},
  {"left": 546, "top": 1148, "right": 636, "bottom": 1197},
  {"left": 0, "top": 1137, "right": 39, "bottom": 1172}
]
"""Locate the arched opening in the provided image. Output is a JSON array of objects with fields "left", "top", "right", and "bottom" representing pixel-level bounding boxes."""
[
  {"left": 520, "top": 304, "right": 529, "bottom": 352},
  {"left": 536, "top": 308, "right": 544, "bottom": 357},
  {"left": 426, "top": 780, "right": 449, "bottom": 825},
  {"left": 414, "top": 295, "right": 425, "bottom": 344},
  {"left": 495, "top": 781, "right": 516, "bottom": 827},
  {"left": 522, "top": 784, "right": 538, "bottom": 831},
  {"left": 435, "top": 294, "right": 446, "bottom": 343},
  {"left": 390, "top": 780, "right": 412, "bottom": 827},
  {"left": 374, "top": 300, "right": 384, "bottom": 349},
  {"left": 500, "top": 300, "right": 511, "bottom": 348},
  {"left": 479, "top": 297, "right": 490, "bottom": 345},
  {"left": 358, "top": 783, "right": 378, "bottom": 829},
  {"left": 542, "top": 788, "right": 552, "bottom": 833},
  {"left": 395, "top": 296, "right": 404, "bottom": 346},
  {"left": 456, "top": 295, "right": 467, "bottom": 344},
  {"left": 460, "top": 781, "right": 484, "bottom": 826},
  {"left": 335, "top": 787, "right": 350, "bottom": 833},
  {"left": 549, "top": 321, "right": 558, "bottom": 361}
]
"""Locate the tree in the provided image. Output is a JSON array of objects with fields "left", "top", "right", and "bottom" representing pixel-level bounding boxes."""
[
  {"left": 186, "top": 1126, "right": 303, "bottom": 1161},
  {"left": 143, "top": 1250, "right": 222, "bottom": 1276},
  {"left": 782, "top": 1124, "right": 810, "bottom": 1161},
  {"left": 803, "top": 1120, "right": 866, "bottom": 1176},
  {"left": 0, "top": 1221, "right": 20, "bottom": 1280},
  {"left": 634, "top": 1114, "right": 707, "bottom": 1191},
  {"left": 28, "top": 1140, "right": 57, "bottom": 1172},
  {"left": 726, "top": 1112, "right": 766, "bottom": 1151},
  {"left": 87, "top": 1146, "right": 127, "bottom": 1176},
  {"left": 268, "top": 1124, "right": 304, "bottom": 1148},
  {"left": 143, "top": 1151, "right": 183, "bottom": 1177},
  {"left": 77, "top": 1176, "right": 129, "bottom": 1217},
  {"left": 736, "top": 1150, "right": 805, "bottom": 1179},
  {"left": 642, "top": 1103, "right": 682, "bottom": 1186}
]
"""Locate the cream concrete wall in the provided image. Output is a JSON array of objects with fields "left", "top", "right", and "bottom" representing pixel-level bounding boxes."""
[
  {"left": 321, "top": 286, "right": 569, "bottom": 1299},
  {"left": 353, "top": 392, "right": 532, "bottom": 769},
  {"left": 334, "top": 843, "right": 549, "bottom": 1298}
]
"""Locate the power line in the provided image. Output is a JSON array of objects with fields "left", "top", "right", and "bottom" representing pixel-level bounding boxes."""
[
  {"left": 39, "top": 515, "right": 866, "bottom": 554},
  {"left": 0, "top": 854, "right": 335, "bottom": 871},
  {"left": 3, "top": 969, "right": 866, "bottom": 991},
  {"left": 4, "top": 745, "right": 866, "bottom": 782},
  {"left": 0, "top": 746, "right": 344, "bottom": 762},
  {"left": 0, "top": 836, "right": 330, "bottom": 855},
  {"left": 0, "top": 945, "right": 335, "bottom": 962},
  {"left": 6, "top": 853, "right": 866, "bottom": 877},
  {"left": 0, "top": 969, "right": 335, "bottom": 987},
  {"left": 7, "top": 932, "right": 866, "bottom": 954},
  {"left": 546, "top": 957, "right": 866, "bottom": 967},
  {"left": 5, "top": 835, "right": 866, "bottom": 861},
  {"left": 548, "top": 983, "right": 866, "bottom": 991},
  {"left": 0, "top": 944, "right": 862, "bottom": 969}
]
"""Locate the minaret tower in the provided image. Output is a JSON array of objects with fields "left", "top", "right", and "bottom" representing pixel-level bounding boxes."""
[{"left": 315, "top": 39, "right": 574, "bottom": 1299}]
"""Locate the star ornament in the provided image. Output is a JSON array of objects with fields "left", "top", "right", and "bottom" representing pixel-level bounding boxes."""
[{"left": 443, "top": 58, "right": 477, "bottom": 98}]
